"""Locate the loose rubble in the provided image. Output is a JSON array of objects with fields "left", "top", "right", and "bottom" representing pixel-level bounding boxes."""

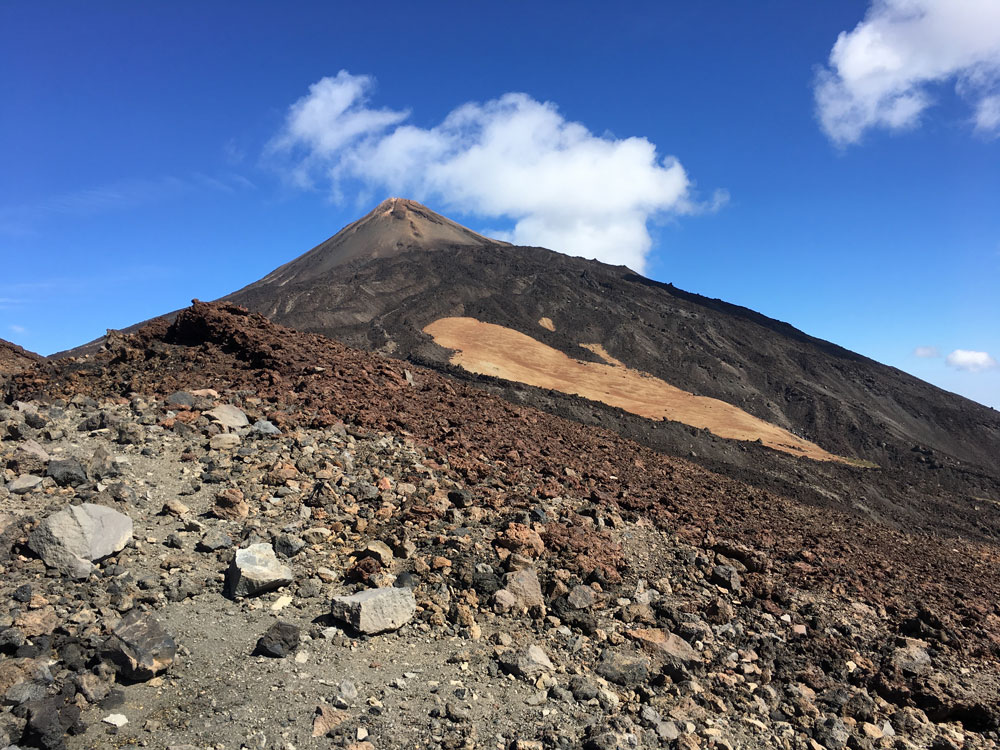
[{"left": 0, "top": 301, "right": 998, "bottom": 750}]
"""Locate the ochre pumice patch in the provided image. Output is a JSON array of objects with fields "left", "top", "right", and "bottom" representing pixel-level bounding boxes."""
[{"left": 424, "top": 316, "right": 844, "bottom": 463}]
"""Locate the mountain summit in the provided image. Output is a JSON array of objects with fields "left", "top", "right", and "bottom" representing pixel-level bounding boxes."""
[
  {"left": 58, "top": 198, "right": 1000, "bottom": 543},
  {"left": 246, "top": 198, "right": 505, "bottom": 289},
  {"left": 215, "top": 199, "right": 1000, "bottom": 543}
]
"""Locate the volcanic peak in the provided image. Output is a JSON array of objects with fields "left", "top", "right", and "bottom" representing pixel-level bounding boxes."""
[{"left": 250, "top": 197, "right": 506, "bottom": 289}]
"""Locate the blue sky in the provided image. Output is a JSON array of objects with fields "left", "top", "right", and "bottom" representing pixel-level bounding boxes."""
[{"left": 2, "top": 1, "right": 998, "bottom": 407}]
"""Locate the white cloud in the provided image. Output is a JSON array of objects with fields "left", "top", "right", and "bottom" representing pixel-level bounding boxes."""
[
  {"left": 945, "top": 349, "right": 998, "bottom": 372},
  {"left": 975, "top": 94, "right": 1000, "bottom": 133},
  {"left": 8, "top": 324, "right": 25, "bottom": 334},
  {"left": 271, "top": 72, "right": 719, "bottom": 272},
  {"left": 815, "top": 0, "right": 1000, "bottom": 145},
  {"left": 913, "top": 345, "right": 940, "bottom": 358}
]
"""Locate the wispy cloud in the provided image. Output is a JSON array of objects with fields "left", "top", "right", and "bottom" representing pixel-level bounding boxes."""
[
  {"left": 0, "top": 173, "right": 254, "bottom": 236},
  {"left": 268, "top": 71, "right": 724, "bottom": 273},
  {"left": 8, "top": 324, "right": 25, "bottom": 334},
  {"left": 945, "top": 349, "right": 998, "bottom": 372},
  {"left": 815, "top": 0, "right": 1000, "bottom": 145},
  {"left": 913, "top": 345, "right": 940, "bottom": 358},
  {"left": 0, "top": 267, "right": 173, "bottom": 303}
]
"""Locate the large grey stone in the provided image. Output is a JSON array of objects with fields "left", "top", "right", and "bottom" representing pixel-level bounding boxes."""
[
  {"left": 251, "top": 419, "right": 281, "bottom": 436},
  {"left": 226, "top": 543, "right": 293, "bottom": 598},
  {"left": 204, "top": 404, "right": 249, "bottom": 430},
  {"left": 28, "top": 504, "right": 133, "bottom": 578},
  {"left": 595, "top": 648, "right": 651, "bottom": 687},
  {"left": 331, "top": 587, "right": 416, "bottom": 634}
]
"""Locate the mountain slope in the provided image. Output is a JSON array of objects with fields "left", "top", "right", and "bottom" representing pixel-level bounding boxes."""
[
  {"left": 218, "top": 199, "right": 1000, "bottom": 539},
  {"left": 8, "top": 300, "right": 1000, "bottom": 748},
  {"left": 55, "top": 198, "right": 1000, "bottom": 538}
]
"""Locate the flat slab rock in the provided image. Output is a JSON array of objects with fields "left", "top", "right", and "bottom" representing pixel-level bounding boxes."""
[
  {"left": 28, "top": 503, "right": 133, "bottom": 578},
  {"left": 8, "top": 474, "right": 43, "bottom": 494},
  {"left": 204, "top": 404, "right": 250, "bottom": 430},
  {"left": 226, "top": 543, "right": 293, "bottom": 598},
  {"left": 331, "top": 587, "right": 416, "bottom": 634}
]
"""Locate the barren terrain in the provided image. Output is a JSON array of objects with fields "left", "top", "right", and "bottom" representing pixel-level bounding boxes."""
[
  {"left": 423, "top": 317, "right": 840, "bottom": 463},
  {"left": 3, "top": 302, "right": 1000, "bottom": 750}
]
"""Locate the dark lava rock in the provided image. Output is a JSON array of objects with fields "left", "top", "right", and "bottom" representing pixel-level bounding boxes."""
[
  {"left": 45, "top": 459, "right": 87, "bottom": 488},
  {"left": 710, "top": 564, "right": 742, "bottom": 592},
  {"left": 20, "top": 694, "right": 84, "bottom": 750},
  {"left": 254, "top": 621, "right": 300, "bottom": 658},
  {"left": 569, "top": 675, "right": 601, "bottom": 701},
  {"left": 104, "top": 610, "right": 176, "bottom": 681},
  {"left": 197, "top": 531, "right": 233, "bottom": 552},
  {"left": 594, "top": 648, "right": 650, "bottom": 688},
  {"left": 273, "top": 533, "right": 305, "bottom": 558}
]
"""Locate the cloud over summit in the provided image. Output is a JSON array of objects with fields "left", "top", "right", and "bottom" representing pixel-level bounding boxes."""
[
  {"left": 815, "top": 0, "right": 1000, "bottom": 145},
  {"left": 271, "top": 72, "right": 719, "bottom": 272}
]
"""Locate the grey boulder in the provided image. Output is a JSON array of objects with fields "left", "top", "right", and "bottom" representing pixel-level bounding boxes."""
[
  {"left": 226, "top": 543, "right": 293, "bottom": 598},
  {"left": 28, "top": 504, "right": 133, "bottom": 578},
  {"left": 205, "top": 404, "right": 249, "bottom": 430},
  {"left": 251, "top": 419, "right": 281, "bottom": 436},
  {"left": 331, "top": 587, "right": 416, "bottom": 634}
]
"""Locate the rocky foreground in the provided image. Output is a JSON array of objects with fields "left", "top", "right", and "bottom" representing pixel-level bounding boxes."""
[{"left": 1, "top": 302, "right": 999, "bottom": 750}]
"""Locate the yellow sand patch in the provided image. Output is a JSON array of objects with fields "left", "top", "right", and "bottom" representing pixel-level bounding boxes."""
[
  {"left": 538, "top": 317, "right": 555, "bottom": 331},
  {"left": 423, "top": 317, "right": 843, "bottom": 463}
]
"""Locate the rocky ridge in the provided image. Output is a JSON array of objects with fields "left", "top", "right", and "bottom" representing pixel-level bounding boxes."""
[
  {"left": 1, "top": 301, "right": 999, "bottom": 750},
  {"left": 0, "top": 340, "right": 41, "bottom": 376}
]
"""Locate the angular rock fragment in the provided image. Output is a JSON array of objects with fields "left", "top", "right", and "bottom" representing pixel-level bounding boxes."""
[
  {"left": 226, "top": 543, "right": 293, "bottom": 598},
  {"left": 46, "top": 458, "right": 88, "bottom": 487},
  {"left": 312, "top": 705, "right": 349, "bottom": 737},
  {"left": 22, "top": 694, "right": 84, "bottom": 750},
  {"left": 710, "top": 564, "right": 742, "bottom": 592},
  {"left": 626, "top": 628, "right": 702, "bottom": 663},
  {"left": 9, "top": 439, "right": 50, "bottom": 474},
  {"left": 209, "top": 433, "right": 241, "bottom": 450},
  {"left": 213, "top": 487, "right": 249, "bottom": 520},
  {"left": 595, "top": 648, "right": 651, "bottom": 687},
  {"left": 331, "top": 587, "right": 416, "bottom": 634},
  {"left": 254, "top": 621, "right": 300, "bottom": 658},
  {"left": 28, "top": 503, "right": 133, "bottom": 578},
  {"left": 105, "top": 610, "right": 177, "bottom": 681},
  {"left": 498, "top": 644, "right": 554, "bottom": 678},
  {"left": 497, "top": 567, "right": 544, "bottom": 611}
]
